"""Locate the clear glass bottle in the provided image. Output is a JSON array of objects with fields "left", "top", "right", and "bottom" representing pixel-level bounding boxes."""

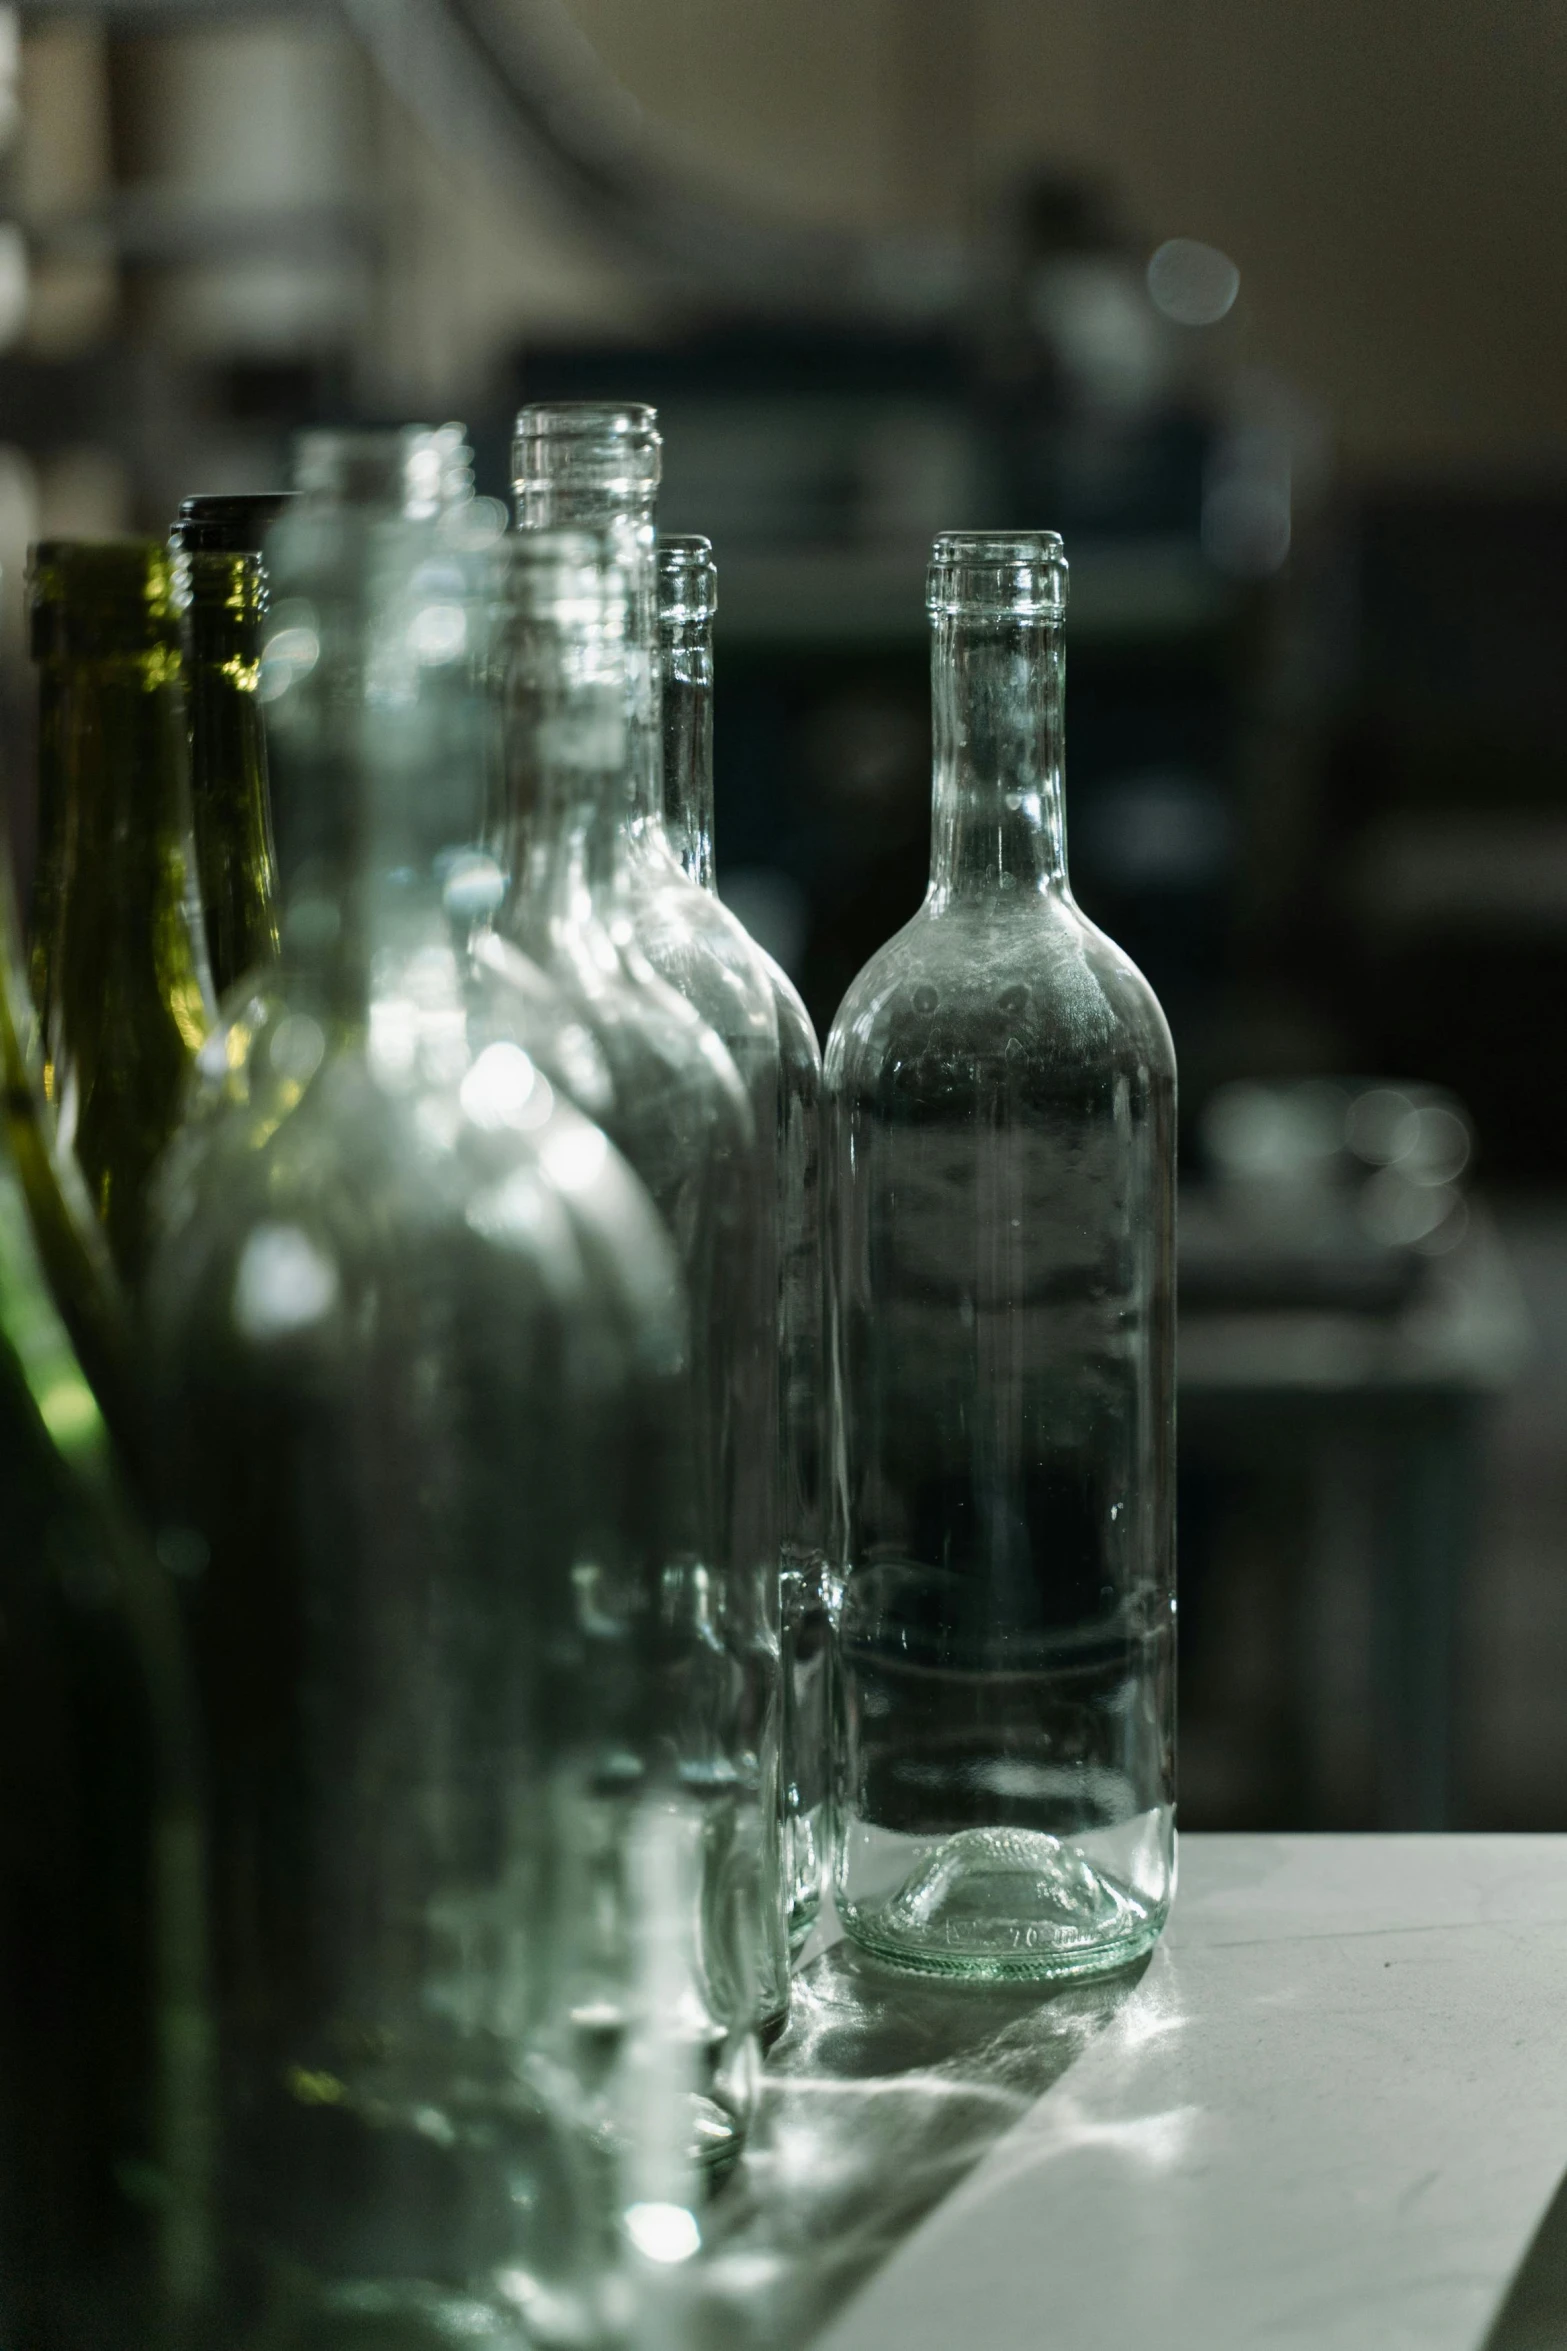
[
  {"left": 26, "top": 542, "right": 215, "bottom": 1291},
  {"left": 495, "top": 526, "right": 778, "bottom": 2167},
  {"left": 658, "top": 533, "right": 828, "bottom": 1954},
  {"left": 169, "top": 493, "right": 292, "bottom": 996},
  {"left": 826, "top": 532, "right": 1176, "bottom": 1981},
  {"left": 0, "top": 843, "right": 209, "bottom": 2351},
  {"left": 145, "top": 500, "right": 692, "bottom": 2344},
  {"left": 511, "top": 405, "right": 790, "bottom": 2042}
]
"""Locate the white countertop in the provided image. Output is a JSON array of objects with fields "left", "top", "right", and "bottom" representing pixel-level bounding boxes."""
[{"left": 811, "top": 1836, "right": 1567, "bottom": 2351}]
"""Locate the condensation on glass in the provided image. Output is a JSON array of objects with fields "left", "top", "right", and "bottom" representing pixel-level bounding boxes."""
[{"left": 826, "top": 531, "right": 1176, "bottom": 1981}]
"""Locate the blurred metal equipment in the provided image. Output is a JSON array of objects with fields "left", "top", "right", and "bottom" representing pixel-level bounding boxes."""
[
  {"left": 16, "top": 0, "right": 954, "bottom": 317},
  {"left": 1179, "top": 1079, "right": 1528, "bottom": 1831},
  {"left": 340, "top": 0, "right": 917, "bottom": 317}
]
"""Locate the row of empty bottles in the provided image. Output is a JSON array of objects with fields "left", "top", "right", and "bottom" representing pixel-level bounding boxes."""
[{"left": 0, "top": 402, "right": 1176, "bottom": 2348}]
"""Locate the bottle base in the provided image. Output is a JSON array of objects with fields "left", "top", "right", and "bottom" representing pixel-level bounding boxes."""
[{"left": 837, "top": 1824, "right": 1167, "bottom": 1983}]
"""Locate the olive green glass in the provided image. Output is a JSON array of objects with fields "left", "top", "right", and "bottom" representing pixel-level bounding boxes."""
[
  {"left": 658, "top": 533, "right": 829, "bottom": 1955},
  {"left": 1, "top": 831, "right": 130, "bottom": 1438},
  {"left": 827, "top": 533, "right": 1176, "bottom": 1982},
  {"left": 26, "top": 543, "right": 214, "bottom": 1289},
  {"left": 0, "top": 847, "right": 208, "bottom": 2351},
  {"left": 170, "top": 495, "right": 292, "bottom": 996}
]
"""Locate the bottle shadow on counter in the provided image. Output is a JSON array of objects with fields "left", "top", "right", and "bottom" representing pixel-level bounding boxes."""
[{"left": 688, "top": 1929, "right": 1149, "bottom": 2350}]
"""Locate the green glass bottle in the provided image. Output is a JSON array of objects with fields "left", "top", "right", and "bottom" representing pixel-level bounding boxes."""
[
  {"left": 1, "top": 828, "right": 131, "bottom": 1437},
  {"left": 0, "top": 846, "right": 210, "bottom": 2350},
  {"left": 26, "top": 542, "right": 215, "bottom": 1291},
  {"left": 169, "top": 494, "right": 293, "bottom": 997}
]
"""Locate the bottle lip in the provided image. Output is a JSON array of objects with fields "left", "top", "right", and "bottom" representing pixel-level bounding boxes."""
[
  {"left": 511, "top": 402, "right": 662, "bottom": 496},
  {"left": 927, "top": 531, "right": 1069, "bottom": 619},
  {"left": 657, "top": 533, "right": 716, "bottom": 624},
  {"left": 170, "top": 493, "right": 296, "bottom": 555}
]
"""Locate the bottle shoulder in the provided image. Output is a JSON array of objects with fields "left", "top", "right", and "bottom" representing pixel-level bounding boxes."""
[
  {"left": 149, "top": 1027, "right": 683, "bottom": 1369},
  {"left": 628, "top": 853, "right": 784, "bottom": 1073},
  {"left": 825, "top": 889, "right": 1176, "bottom": 1098}
]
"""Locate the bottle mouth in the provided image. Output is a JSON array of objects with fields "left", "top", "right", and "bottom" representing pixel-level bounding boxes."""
[
  {"left": 511, "top": 402, "right": 662, "bottom": 498},
  {"left": 291, "top": 425, "right": 472, "bottom": 517},
  {"left": 27, "top": 540, "right": 183, "bottom": 655},
  {"left": 927, "top": 531, "right": 1068, "bottom": 620},
  {"left": 657, "top": 533, "right": 715, "bottom": 624},
  {"left": 170, "top": 493, "right": 296, "bottom": 556}
]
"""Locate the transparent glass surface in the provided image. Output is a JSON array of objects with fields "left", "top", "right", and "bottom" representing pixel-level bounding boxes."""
[
  {"left": 826, "top": 533, "right": 1176, "bottom": 1982},
  {"left": 511, "top": 405, "right": 789, "bottom": 2054},
  {"left": 26, "top": 543, "right": 215, "bottom": 1291},
  {"left": 145, "top": 508, "right": 694, "bottom": 2346},
  {"left": 659, "top": 534, "right": 828, "bottom": 1956}
]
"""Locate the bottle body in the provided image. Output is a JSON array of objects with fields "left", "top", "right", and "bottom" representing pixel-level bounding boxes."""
[
  {"left": 511, "top": 416, "right": 789, "bottom": 2065},
  {"left": 657, "top": 534, "right": 827, "bottom": 1954},
  {"left": 0, "top": 858, "right": 208, "bottom": 2351},
  {"left": 826, "top": 534, "right": 1176, "bottom": 1980},
  {"left": 145, "top": 507, "right": 692, "bottom": 2340}
]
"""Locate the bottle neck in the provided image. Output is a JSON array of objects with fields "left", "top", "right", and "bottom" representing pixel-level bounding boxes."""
[
  {"left": 46, "top": 647, "right": 206, "bottom": 930},
  {"left": 184, "top": 554, "right": 278, "bottom": 992},
  {"left": 928, "top": 609, "right": 1068, "bottom": 908},
  {"left": 516, "top": 485, "right": 663, "bottom": 833},
  {"left": 659, "top": 609, "right": 714, "bottom": 894},
  {"left": 500, "top": 629, "right": 634, "bottom": 955},
  {"left": 266, "top": 515, "right": 488, "bottom": 1020}
]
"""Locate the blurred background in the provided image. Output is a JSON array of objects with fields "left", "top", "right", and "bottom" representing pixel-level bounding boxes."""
[{"left": 2, "top": 0, "right": 1563, "bottom": 1832}]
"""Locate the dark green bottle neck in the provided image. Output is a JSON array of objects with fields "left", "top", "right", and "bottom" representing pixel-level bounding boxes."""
[
  {"left": 182, "top": 554, "right": 278, "bottom": 994},
  {"left": 928, "top": 611, "right": 1068, "bottom": 909}
]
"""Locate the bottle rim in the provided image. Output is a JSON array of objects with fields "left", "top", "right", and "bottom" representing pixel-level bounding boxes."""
[
  {"left": 927, "top": 530, "right": 1069, "bottom": 620},
  {"left": 511, "top": 402, "right": 661, "bottom": 496},
  {"left": 170, "top": 493, "right": 296, "bottom": 556},
  {"left": 657, "top": 533, "right": 716, "bottom": 624}
]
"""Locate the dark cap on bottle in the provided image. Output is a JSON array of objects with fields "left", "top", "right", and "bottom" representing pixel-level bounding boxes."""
[{"left": 170, "top": 494, "right": 297, "bottom": 555}]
